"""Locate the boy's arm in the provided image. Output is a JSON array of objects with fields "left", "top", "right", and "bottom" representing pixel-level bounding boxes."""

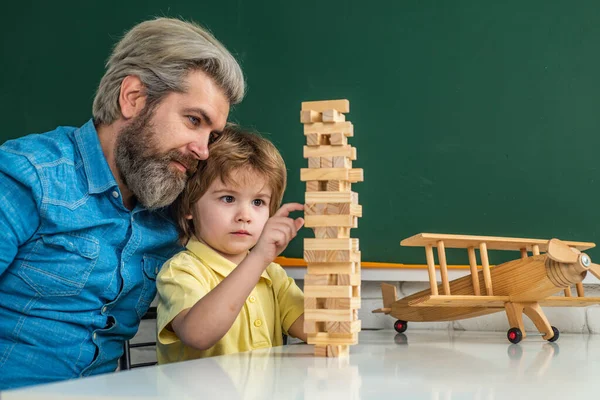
[
  {"left": 287, "top": 314, "right": 307, "bottom": 342},
  {"left": 171, "top": 251, "right": 276, "bottom": 350},
  {"left": 171, "top": 203, "right": 304, "bottom": 350}
]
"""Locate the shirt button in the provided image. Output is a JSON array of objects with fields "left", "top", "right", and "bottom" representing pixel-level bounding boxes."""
[
  {"left": 254, "top": 319, "right": 262, "bottom": 328},
  {"left": 112, "top": 191, "right": 119, "bottom": 198},
  {"left": 93, "top": 332, "right": 97, "bottom": 340},
  {"left": 249, "top": 296, "right": 256, "bottom": 303},
  {"left": 102, "top": 306, "right": 107, "bottom": 314}
]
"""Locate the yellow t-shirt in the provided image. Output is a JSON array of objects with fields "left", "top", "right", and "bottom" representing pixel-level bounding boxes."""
[{"left": 156, "top": 238, "right": 305, "bottom": 364}]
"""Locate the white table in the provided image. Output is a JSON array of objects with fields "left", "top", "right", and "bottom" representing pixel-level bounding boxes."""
[{"left": 4, "top": 329, "right": 600, "bottom": 399}]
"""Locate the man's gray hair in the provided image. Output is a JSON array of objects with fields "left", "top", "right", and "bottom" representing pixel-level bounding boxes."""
[{"left": 93, "top": 17, "right": 245, "bottom": 124}]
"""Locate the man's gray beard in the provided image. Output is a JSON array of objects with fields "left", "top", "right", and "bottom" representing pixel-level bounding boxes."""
[{"left": 114, "top": 111, "right": 190, "bottom": 210}]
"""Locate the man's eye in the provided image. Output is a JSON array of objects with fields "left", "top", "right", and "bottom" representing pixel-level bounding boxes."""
[
  {"left": 187, "top": 116, "right": 200, "bottom": 126},
  {"left": 221, "top": 196, "right": 234, "bottom": 203},
  {"left": 252, "top": 199, "right": 264, "bottom": 206}
]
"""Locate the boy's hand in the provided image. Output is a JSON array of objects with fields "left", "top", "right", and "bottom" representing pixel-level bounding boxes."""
[{"left": 252, "top": 203, "right": 305, "bottom": 263}]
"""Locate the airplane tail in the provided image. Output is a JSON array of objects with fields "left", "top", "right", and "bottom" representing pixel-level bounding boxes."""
[{"left": 381, "top": 283, "right": 397, "bottom": 309}]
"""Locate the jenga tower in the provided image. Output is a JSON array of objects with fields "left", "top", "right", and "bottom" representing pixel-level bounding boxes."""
[{"left": 300, "top": 99, "right": 363, "bottom": 357}]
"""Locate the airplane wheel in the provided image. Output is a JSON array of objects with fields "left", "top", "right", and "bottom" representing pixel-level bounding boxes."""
[
  {"left": 547, "top": 326, "right": 560, "bottom": 342},
  {"left": 507, "top": 327, "right": 522, "bottom": 344},
  {"left": 394, "top": 320, "right": 408, "bottom": 333}
]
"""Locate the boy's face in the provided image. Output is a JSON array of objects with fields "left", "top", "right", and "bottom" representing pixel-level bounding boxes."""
[{"left": 191, "top": 168, "right": 272, "bottom": 264}]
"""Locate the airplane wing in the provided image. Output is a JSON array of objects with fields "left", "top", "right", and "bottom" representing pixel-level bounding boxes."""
[
  {"left": 408, "top": 295, "right": 509, "bottom": 308},
  {"left": 539, "top": 296, "right": 600, "bottom": 307},
  {"left": 401, "top": 233, "right": 595, "bottom": 252}
]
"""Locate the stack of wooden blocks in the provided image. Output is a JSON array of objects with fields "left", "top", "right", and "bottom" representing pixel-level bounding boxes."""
[{"left": 300, "top": 99, "right": 364, "bottom": 357}]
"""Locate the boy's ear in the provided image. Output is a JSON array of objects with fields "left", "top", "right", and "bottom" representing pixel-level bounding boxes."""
[{"left": 185, "top": 214, "right": 193, "bottom": 220}]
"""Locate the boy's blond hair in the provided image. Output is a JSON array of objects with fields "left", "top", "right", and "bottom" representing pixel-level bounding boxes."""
[{"left": 173, "top": 125, "right": 287, "bottom": 244}]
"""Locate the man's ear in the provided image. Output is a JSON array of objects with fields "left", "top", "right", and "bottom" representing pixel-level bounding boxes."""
[
  {"left": 118, "top": 75, "right": 147, "bottom": 120},
  {"left": 185, "top": 214, "right": 193, "bottom": 220}
]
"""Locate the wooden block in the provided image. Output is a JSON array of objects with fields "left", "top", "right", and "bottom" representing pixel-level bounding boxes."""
[
  {"left": 305, "top": 309, "right": 354, "bottom": 322},
  {"left": 327, "top": 345, "right": 349, "bottom": 357},
  {"left": 306, "top": 181, "right": 319, "bottom": 192},
  {"left": 304, "top": 274, "right": 337, "bottom": 286},
  {"left": 306, "top": 133, "right": 329, "bottom": 146},
  {"left": 327, "top": 180, "right": 352, "bottom": 192},
  {"left": 303, "top": 145, "right": 355, "bottom": 159},
  {"left": 305, "top": 191, "right": 358, "bottom": 204},
  {"left": 303, "top": 319, "right": 324, "bottom": 334},
  {"left": 304, "top": 285, "right": 353, "bottom": 298},
  {"left": 304, "top": 249, "right": 361, "bottom": 263},
  {"left": 300, "top": 168, "right": 363, "bottom": 182},
  {"left": 322, "top": 109, "right": 346, "bottom": 122},
  {"left": 320, "top": 157, "right": 333, "bottom": 168},
  {"left": 325, "top": 297, "right": 361, "bottom": 310},
  {"left": 313, "top": 227, "right": 350, "bottom": 239},
  {"left": 304, "top": 297, "right": 318, "bottom": 309},
  {"left": 307, "top": 332, "right": 357, "bottom": 346},
  {"left": 305, "top": 203, "right": 361, "bottom": 217},
  {"left": 304, "top": 238, "right": 359, "bottom": 251},
  {"left": 314, "top": 345, "right": 328, "bottom": 357},
  {"left": 305, "top": 215, "right": 357, "bottom": 228},
  {"left": 304, "top": 122, "right": 354, "bottom": 136},
  {"left": 351, "top": 204, "right": 362, "bottom": 218},
  {"left": 302, "top": 99, "right": 349, "bottom": 113},
  {"left": 333, "top": 156, "right": 352, "bottom": 168},
  {"left": 337, "top": 273, "right": 361, "bottom": 286},
  {"left": 308, "top": 157, "right": 320, "bottom": 168},
  {"left": 306, "top": 133, "right": 319, "bottom": 146},
  {"left": 306, "top": 261, "right": 358, "bottom": 275},
  {"left": 326, "top": 320, "right": 361, "bottom": 334},
  {"left": 301, "top": 110, "right": 321, "bottom": 123},
  {"left": 329, "top": 132, "right": 348, "bottom": 145}
]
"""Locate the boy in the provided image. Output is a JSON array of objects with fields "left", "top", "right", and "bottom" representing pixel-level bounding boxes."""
[{"left": 156, "top": 125, "right": 306, "bottom": 363}]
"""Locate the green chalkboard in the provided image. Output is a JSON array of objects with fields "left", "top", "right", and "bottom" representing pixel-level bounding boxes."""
[{"left": 2, "top": 1, "right": 600, "bottom": 264}]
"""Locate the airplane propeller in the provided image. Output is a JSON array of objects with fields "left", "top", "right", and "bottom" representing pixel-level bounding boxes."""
[{"left": 547, "top": 238, "right": 600, "bottom": 280}]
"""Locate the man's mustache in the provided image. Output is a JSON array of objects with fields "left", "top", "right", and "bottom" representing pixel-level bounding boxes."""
[{"left": 166, "top": 150, "right": 198, "bottom": 176}]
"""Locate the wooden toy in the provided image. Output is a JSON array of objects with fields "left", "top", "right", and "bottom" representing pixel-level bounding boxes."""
[
  {"left": 301, "top": 99, "right": 363, "bottom": 357},
  {"left": 373, "top": 233, "right": 600, "bottom": 343}
]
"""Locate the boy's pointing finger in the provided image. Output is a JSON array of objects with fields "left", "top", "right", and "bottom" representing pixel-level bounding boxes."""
[{"left": 274, "top": 203, "right": 305, "bottom": 218}]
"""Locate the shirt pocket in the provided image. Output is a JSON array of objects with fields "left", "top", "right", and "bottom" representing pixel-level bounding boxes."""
[
  {"left": 135, "top": 254, "right": 166, "bottom": 319},
  {"left": 19, "top": 233, "right": 100, "bottom": 297}
]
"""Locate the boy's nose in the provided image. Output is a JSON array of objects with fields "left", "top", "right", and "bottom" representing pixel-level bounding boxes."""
[{"left": 236, "top": 206, "right": 251, "bottom": 223}]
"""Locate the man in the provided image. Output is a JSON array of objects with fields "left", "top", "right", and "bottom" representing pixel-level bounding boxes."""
[{"left": 0, "top": 17, "right": 245, "bottom": 390}]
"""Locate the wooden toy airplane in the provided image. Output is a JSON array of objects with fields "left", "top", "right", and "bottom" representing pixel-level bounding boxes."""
[{"left": 372, "top": 233, "right": 600, "bottom": 343}]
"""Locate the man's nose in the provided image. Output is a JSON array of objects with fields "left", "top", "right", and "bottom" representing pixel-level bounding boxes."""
[{"left": 187, "top": 132, "right": 211, "bottom": 160}]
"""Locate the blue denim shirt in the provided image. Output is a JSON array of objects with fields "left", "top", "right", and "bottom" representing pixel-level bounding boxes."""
[{"left": 0, "top": 119, "right": 183, "bottom": 390}]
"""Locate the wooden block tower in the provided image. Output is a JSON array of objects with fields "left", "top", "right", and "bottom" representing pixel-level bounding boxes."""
[{"left": 300, "top": 99, "right": 364, "bottom": 357}]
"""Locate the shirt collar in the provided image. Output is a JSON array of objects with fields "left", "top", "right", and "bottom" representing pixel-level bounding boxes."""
[
  {"left": 74, "top": 119, "right": 118, "bottom": 194},
  {"left": 186, "top": 238, "right": 272, "bottom": 284}
]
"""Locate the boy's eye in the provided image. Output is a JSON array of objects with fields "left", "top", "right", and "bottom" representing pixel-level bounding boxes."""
[
  {"left": 221, "top": 195, "right": 234, "bottom": 203},
  {"left": 252, "top": 199, "right": 265, "bottom": 207},
  {"left": 209, "top": 132, "right": 220, "bottom": 144},
  {"left": 187, "top": 116, "right": 200, "bottom": 126}
]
